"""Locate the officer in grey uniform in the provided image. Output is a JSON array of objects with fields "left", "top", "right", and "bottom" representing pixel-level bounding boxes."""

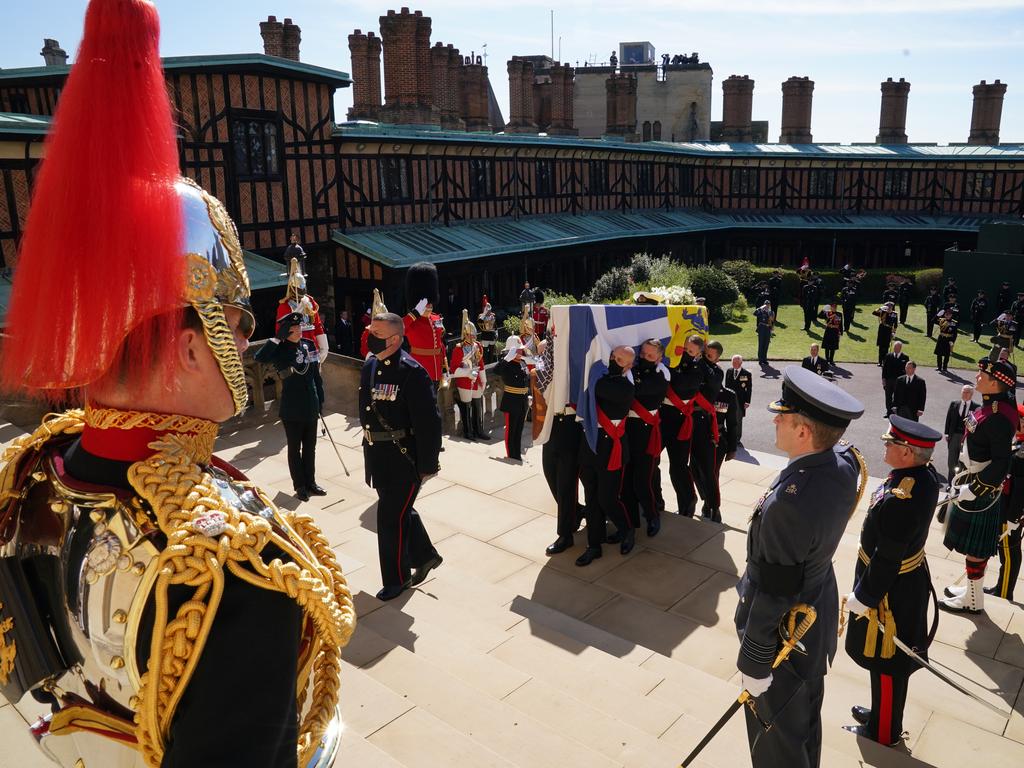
[{"left": 734, "top": 366, "right": 865, "bottom": 768}]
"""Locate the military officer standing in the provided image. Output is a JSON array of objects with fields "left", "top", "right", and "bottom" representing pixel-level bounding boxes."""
[
  {"left": 496, "top": 335, "right": 531, "bottom": 461},
  {"left": 577, "top": 346, "right": 637, "bottom": 565},
  {"left": 802, "top": 275, "right": 821, "bottom": 331},
  {"left": 841, "top": 283, "right": 857, "bottom": 334},
  {"left": 819, "top": 303, "right": 844, "bottom": 365},
  {"left": 997, "top": 281, "right": 1013, "bottom": 315},
  {"left": 934, "top": 308, "right": 958, "bottom": 372},
  {"left": 940, "top": 351, "right": 1018, "bottom": 614},
  {"left": 726, "top": 354, "right": 753, "bottom": 446},
  {"left": 971, "top": 290, "right": 989, "bottom": 343},
  {"left": 735, "top": 367, "right": 865, "bottom": 768},
  {"left": 277, "top": 257, "right": 330, "bottom": 362},
  {"left": 988, "top": 404, "right": 1024, "bottom": 601},
  {"left": 449, "top": 310, "right": 487, "bottom": 440},
  {"left": 257, "top": 312, "right": 326, "bottom": 501},
  {"left": 897, "top": 278, "right": 913, "bottom": 325},
  {"left": 802, "top": 343, "right": 830, "bottom": 376},
  {"left": 924, "top": 287, "right": 942, "bottom": 338},
  {"left": 767, "top": 269, "right": 783, "bottom": 314},
  {"left": 873, "top": 302, "right": 899, "bottom": 366},
  {"left": 843, "top": 416, "right": 942, "bottom": 747},
  {"left": 881, "top": 341, "right": 910, "bottom": 417},
  {"left": 754, "top": 301, "right": 775, "bottom": 365},
  {"left": 361, "top": 312, "right": 444, "bottom": 601},
  {"left": 703, "top": 341, "right": 739, "bottom": 523}
]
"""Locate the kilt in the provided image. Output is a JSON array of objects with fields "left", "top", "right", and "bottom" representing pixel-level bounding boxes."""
[{"left": 943, "top": 490, "right": 1003, "bottom": 558}]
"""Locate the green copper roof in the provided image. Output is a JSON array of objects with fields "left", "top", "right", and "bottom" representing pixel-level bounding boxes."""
[
  {"left": 0, "top": 53, "right": 350, "bottom": 87},
  {"left": 334, "top": 123, "right": 1024, "bottom": 162},
  {"left": 0, "top": 112, "right": 50, "bottom": 136},
  {"left": 333, "top": 209, "right": 1009, "bottom": 269},
  {"left": 244, "top": 249, "right": 289, "bottom": 291}
]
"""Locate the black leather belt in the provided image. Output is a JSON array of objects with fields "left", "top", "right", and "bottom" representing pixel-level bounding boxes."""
[{"left": 364, "top": 428, "right": 412, "bottom": 445}]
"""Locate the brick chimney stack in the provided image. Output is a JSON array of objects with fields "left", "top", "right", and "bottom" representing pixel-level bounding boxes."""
[
  {"left": 548, "top": 63, "right": 577, "bottom": 136},
  {"left": 605, "top": 73, "right": 637, "bottom": 139},
  {"left": 876, "top": 77, "right": 910, "bottom": 144},
  {"left": 968, "top": 79, "right": 1007, "bottom": 145},
  {"left": 379, "top": 8, "right": 438, "bottom": 126},
  {"left": 432, "top": 43, "right": 464, "bottom": 130},
  {"left": 447, "top": 45, "right": 465, "bottom": 130},
  {"left": 40, "top": 39, "right": 67, "bottom": 67},
  {"left": 281, "top": 18, "right": 301, "bottom": 61},
  {"left": 460, "top": 54, "right": 490, "bottom": 132},
  {"left": 348, "top": 30, "right": 383, "bottom": 121},
  {"left": 721, "top": 75, "right": 754, "bottom": 142},
  {"left": 506, "top": 57, "right": 537, "bottom": 133},
  {"left": 779, "top": 76, "right": 814, "bottom": 144},
  {"left": 260, "top": 16, "right": 284, "bottom": 58}
]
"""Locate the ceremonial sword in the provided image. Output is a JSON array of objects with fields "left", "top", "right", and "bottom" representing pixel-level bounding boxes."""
[
  {"left": 681, "top": 604, "right": 817, "bottom": 768},
  {"left": 319, "top": 413, "right": 350, "bottom": 476}
]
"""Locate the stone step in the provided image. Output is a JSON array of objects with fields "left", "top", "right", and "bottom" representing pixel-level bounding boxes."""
[{"left": 351, "top": 624, "right": 622, "bottom": 768}]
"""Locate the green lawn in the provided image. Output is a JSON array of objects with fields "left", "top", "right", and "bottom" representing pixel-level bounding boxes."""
[{"left": 710, "top": 303, "right": 997, "bottom": 371}]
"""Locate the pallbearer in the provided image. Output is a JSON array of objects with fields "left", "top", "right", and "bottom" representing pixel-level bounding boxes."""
[
  {"left": 843, "top": 416, "right": 942, "bottom": 747},
  {"left": 624, "top": 338, "right": 670, "bottom": 537},
  {"left": 989, "top": 405, "right": 1024, "bottom": 601}
]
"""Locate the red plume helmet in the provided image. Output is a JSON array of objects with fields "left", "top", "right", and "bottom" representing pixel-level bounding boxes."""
[{"left": 1, "top": 0, "right": 184, "bottom": 399}]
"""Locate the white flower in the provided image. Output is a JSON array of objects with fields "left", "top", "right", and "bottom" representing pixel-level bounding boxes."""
[{"left": 648, "top": 285, "right": 697, "bottom": 305}]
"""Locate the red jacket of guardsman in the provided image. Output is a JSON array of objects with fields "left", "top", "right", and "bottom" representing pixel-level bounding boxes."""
[
  {"left": 277, "top": 257, "right": 328, "bottom": 358},
  {"left": 531, "top": 289, "right": 549, "bottom": 339},
  {"left": 404, "top": 261, "right": 445, "bottom": 382},
  {"left": 450, "top": 340, "right": 485, "bottom": 392}
]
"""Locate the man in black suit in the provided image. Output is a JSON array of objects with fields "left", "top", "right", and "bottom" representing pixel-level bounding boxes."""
[
  {"left": 334, "top": 309, "right": 354, "bottom": 356},
  {"left": 881, "top": 341, "right": 910, "bottom": 417},
  {"left": 726, "top": 354, "right": 753, "bottom": 445},
  {"left": 443, "top": 284, "right": 465, "bottom": 322},
  {"left": 944, "top": 384, "right": 976, "bottom": 489},
  {"left": 892, "top": 361, "right": 926, "bottom": 421},
  {"left": 802, "top": 343, "right": 829, "bottom": 376}
]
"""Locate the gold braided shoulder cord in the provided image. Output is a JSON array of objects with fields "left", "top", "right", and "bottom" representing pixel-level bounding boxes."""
[
  {"left": 128, "top": 435, "right": 356, "bottom": 768},
  {"left": 0, "top": 410, "right": 86, "bottom": 505}
]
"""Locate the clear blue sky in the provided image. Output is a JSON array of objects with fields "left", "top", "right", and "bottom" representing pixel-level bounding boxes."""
[{"left": 4, "top": 0, "right": 1024, "bottom": 144}]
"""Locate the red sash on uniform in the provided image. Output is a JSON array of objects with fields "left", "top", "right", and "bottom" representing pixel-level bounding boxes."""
[
  {"left": 596, "top": 407, "right": 627, "bottom": 471},
  {"left": 664, "top": 389, "right": 719, "bottom": 444},
  {"left": 630, "top": 399, "right": 662, "bottom": 457}
]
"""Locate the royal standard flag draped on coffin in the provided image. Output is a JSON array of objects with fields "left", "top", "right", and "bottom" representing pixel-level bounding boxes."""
[{"left": 537, "top": 304, "right": 708, "bottom": 451}]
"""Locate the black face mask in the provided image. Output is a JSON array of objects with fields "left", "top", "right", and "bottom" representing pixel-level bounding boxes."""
[
  {"left": 367, "top": 334, "right": 390, "bottom": 355},
  {"left": 608, "top": 360, "right": 624, "bottom": 377},
  {"left": 636, "top": 358, "right": 656, "bottom": 373}
]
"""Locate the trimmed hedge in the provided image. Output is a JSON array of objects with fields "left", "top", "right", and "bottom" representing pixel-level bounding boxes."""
[
  {"left": 688, "top": 266, "right": 741, "bottom": 324},
  {"left": 584, "top": 266, "right": 632, "bottom": 304}
]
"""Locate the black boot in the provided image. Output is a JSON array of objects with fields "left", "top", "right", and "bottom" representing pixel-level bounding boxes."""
[
  {"left": 575, "top": 546, "right": 602, "bottom": 567},
  {"left": 471, "top": 398, "right": 487, "bottom": 439},
  {"left": 851, "top": 706, "right": 870, "bottom": 725},
  {"left": 457, "top": 401, "right": 473, "bottom": 440}
]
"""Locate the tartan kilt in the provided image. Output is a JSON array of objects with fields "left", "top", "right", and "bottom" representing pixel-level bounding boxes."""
[{"left": 943, "top": 490, "right": 1003, "bottom": 558}]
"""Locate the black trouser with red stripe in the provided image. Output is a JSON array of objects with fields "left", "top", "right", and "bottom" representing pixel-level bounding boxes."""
[
  {"left": 661, "top": 406, "right": 696, "bottom": 516},
  {"left": 501, "top": 394, "right": 528, "bottom": 460},
  {"left": 624, "top": 419, "right": 662, "bottom": 524},
  {"left": 689, "top": 414, "right": 720, "bottom": 514},
  {"left": 868, "top": 670, "right": 909, "bottom": 746},
  {"left": 375, "top": 478, "right": 438, "bottom": 590},
  {"left": 542, "top": 414, "right": 583, "bottom": 537},
  {"left": 579, "top": 440, "right": 634, "bottom": 548},
  {"left": 994, "top": 521, "right": 1022, "bottom": 600}
]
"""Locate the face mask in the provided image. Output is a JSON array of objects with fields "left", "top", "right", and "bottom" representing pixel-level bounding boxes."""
[
  {"left": 608, "top": 360, "right": 624, "bottom": 376},
  {"left": 636, "top": 358, "right": 656, "bottom": 373},
  {"left": 367, "top": 334, "right": 389, "bottom": 355}
]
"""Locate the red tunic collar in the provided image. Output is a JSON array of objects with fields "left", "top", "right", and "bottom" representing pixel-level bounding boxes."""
[{"left": 81, "top": 405, "right": 219, "bottom": 464}]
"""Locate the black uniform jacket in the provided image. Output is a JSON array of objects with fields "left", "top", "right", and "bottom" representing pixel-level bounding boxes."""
[
  {"left": 627, "top": 362, "right": 669, "bottom": 453},
  {"left": 971, "top": 298, "right": 988, "bottom": 322},
  {"left": 62, "top": 440, "right": 303, "bottom": 768},
  {"left": 846, "top": 463, "right": 940, "bottom": 676},
  {"left": 893, "top": 375, "right": 926, "bottom": 415},
  {"left": 712, "top": 382, "right": 739, "bottom": 455},
  {"left": 963, "top": 392, "right": 1017, "bottom": 492},
  {"left": 255, "top": 338, "right": 324, "bottom": 422},
  {"left": 924, "top": 293, "right": 942, "bottom": 316},
  {"left": 582, "top": 372, "right": 634, "bottom": 467},
  {"left": 735, "top": 445, "right": 860, "bottom": 680},
  {"left": 943, "top": 399, "right": 977, "bottom": 436},
  {"left": 1002, "top": 440, "right": 1024, "bottom": 525},
  {"left": 495, "top": 358, "right": 530, "bottom": 412},
  {"left": 725, "top": 367, "right": 752, "bottom": 408},
  {"left": 874, "top": 309, "right": 898, "bottom": 345},
  {"left": 359, "top": 349, "right": 442, "bottom": 486},
  {"left": 881, "top": 351, "right": 910, "bottom": 382},
  {"left": 801, "top": 356, "right": 830, "bottom": 376}
]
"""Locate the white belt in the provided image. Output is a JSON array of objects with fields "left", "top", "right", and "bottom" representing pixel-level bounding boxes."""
[
  {"left": 961, "top": 453, "right": 991, "bottom": 474},
  {"left": 662, "top": 397, "right": 693, "bottom": 406}
]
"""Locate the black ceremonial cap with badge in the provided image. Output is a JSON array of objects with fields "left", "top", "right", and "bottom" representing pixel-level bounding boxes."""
[
  {"left": 846, "top": 416, "right": 942, "bottom": 677},
  {"left": 735, "top": 367, "right": 865, "bottom": 680}
]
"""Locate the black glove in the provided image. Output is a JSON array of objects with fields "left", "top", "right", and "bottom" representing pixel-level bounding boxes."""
[{"left": 276, "top": 323, "right": 293, "bottom": 341}]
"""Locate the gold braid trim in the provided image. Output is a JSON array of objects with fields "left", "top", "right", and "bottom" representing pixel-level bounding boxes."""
[
  {"left": 128, "top": 435, "right": 355, "bottom": 768},
  {"left": 84, "top": 406, "right": 219, "bottom": 464},
  {"left": 0, "top": 410, "right": 86, "bottom": 507}
]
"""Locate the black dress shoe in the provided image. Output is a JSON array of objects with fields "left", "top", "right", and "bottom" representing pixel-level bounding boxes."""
[
  {"left": 701, "top": 509, "right": 723, "bottom": 523},
  {"left": 646, "top": 517, "right": 661, "bottom": 537},
  {"left": 294, "top": 488, "right": 310, "bottom": 502},
  {"left": 851, "top": 705, "right": 870, "bottom": 726},
  {"left": 376, "top": 585, "right": 406, "bottom": 601},
  {"left": 545, "top": 536, "right": 573, "bottom": 555},
  {"left": 605, "top": 530, "right": 625, "bottom": 544},
  {"left": 842, "top": 724, "right": 901, "bottom": 747},
  {"left": 408, "top": 553, "right": 443, "bottom": 587},
  {"left": 620, "top": 529, "right": 636, "bottom": 555},
  {"left": 308, "top": 484, "right": 328, "bottom": 496},
  {"left": 575, "top": 547, "right": 602, "bottom": 567}
]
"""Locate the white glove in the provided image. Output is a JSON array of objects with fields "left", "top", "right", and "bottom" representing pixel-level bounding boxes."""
[
  {"left": 954, "top": 484, "right": 976, "bottom": 503},
  {"left": 415, "top": 298, "right": 429, "bottom": 316},
  {"left": 1006, "top": 519, "right": 1021, "bottom": 535},
  {"left": 844, "top": 592, "right": 870, "bottom": 617},
  {"left": 741, "top": 673, "right": 773, "bottom": 698}
]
